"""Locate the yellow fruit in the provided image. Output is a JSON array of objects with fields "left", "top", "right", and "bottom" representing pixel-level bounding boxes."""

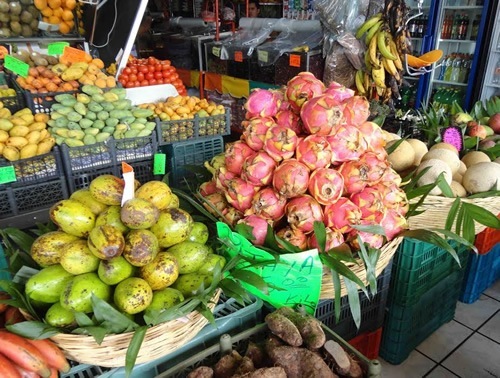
[
  {"left": 48, "top": 0, "right": 61, "bottom": 9},
  {"left": 34, "top": 0, "right": 48, "bottom": 10},
  {"left": 62, "top": 9, "right": 73, "bottom": 21}
]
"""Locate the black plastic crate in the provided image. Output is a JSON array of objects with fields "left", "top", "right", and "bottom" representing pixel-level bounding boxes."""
[
  {"left": 24, "top": 88, "right": 79, "bottom": 114},
  {"left": 0, "top": 73, "right": 25, "bottom": 113},
  {"left": 67, "top": 165, "right": 119, "bottom": 193},
  {"left": 129, "top": 159, "right": 156, "bottom": 185}
]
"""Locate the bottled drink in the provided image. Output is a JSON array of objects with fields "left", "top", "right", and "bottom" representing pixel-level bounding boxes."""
[
  {"left": 459, "top": 55, "right": 471, "bottom": 83},
  {"left": 450, "top": 55, "right": 462, "bottom": 82},
  {"left": 458, "top": 14, "right": 469, "bottom": 40},
  {"left": 443, "top": 15, "right": 452, "bottom": 39},
  {"left": 493, "top": 58, "right": 500, "bottom": 85},
  {"left": 438, "top": 55, "right": 448, "bottom": 80},
  {"left": 471, "top": 15, "right": 480, "bottom": 40},
  {"left": 443, "top": 54, "right": 455, "bottom": 81},
  {"left": 451, "top": 13, "right": 461, "bottom": 39}
]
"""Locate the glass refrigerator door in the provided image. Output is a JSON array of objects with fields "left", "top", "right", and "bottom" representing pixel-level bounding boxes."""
[{"left": 479, "top": 3, "right": 500, "bottom": 101}]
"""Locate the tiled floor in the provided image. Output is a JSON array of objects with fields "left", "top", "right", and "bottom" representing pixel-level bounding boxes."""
[{"left": 380, "top": 280, "right": 500, "bottom": 377}]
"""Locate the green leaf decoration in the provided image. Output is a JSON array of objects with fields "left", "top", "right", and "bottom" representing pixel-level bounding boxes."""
[
  {"left": 235, "top": 223, "right": 256, "bottom": 242},
  {"left": 71, "top": 326, "right": 108, "bottom": 343},
  {"left": 6, "top": 321, "right": 60, "bottom": 339},
  {"left": 91, "top": 295, "right": 139, "bottom": 333},
  {"left": 1, "top": 228, "right": 35, "bottom": 254},
  {"left": 464, "top": 136, "right": 481, "bottom": 149},
  {"left": 326, "top": 244, "right": 356, "bottom": 263},
  {"left": 218, "top": 277, "right": 251, "bottom": 305},
  {"left": 231, "top": 269, "right": 269, "bottom": 295},
  {"left": 264, "top": 224, "right": 282, "bottom": 251},
  {"left": 320, "top": 254, "right": 368, "bottom": 298},
  {"left": 74, "top": 312, "right": 95, "bottom": 327},
  {"left": 436, "top": 172, "right": 454, "bottom": 198},
  {"left": 344, "top": 277, "right": 361, "bottom": 330},
  {"left": 125, "top": 326, "right": 148, "bottom": 378},
  {"left": 462, "top": 202, "right": 500, "bottom": 228},
  {"left": 172, "top": 188, "right": 220, "bottom": 225},
  {"left": 400, "top": 229, "right": 461, "bottom": 265},
  {"left": 313, "top": 221, "right": 327, "bottom": 253},
  {"left": 463, "top": 212, "right": 475, "bottom": 245},
  {"left": 331, "top": 269, "right": 341, "bottom": 322},
  {"left": 357, "top": 240, "right": 380, "bottom": 296},
  {"left": 351, "top": 224, "right": 386, "bottom": 236},
  {"left": 467, "top": 190, "right": 500, "bottom": 199},
  {"left": 445, "top": 198, "right": 461, "bottom": 231},
  {"left": 274, "top": 235, "right": 302, "bottom": 253}
]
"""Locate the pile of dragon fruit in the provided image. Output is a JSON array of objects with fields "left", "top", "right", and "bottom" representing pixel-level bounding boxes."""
[{"left": 200, "top": 72, "right": 409, "bottom": 252}]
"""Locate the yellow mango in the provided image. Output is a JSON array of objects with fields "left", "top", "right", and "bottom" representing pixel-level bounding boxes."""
[
  {"left": 0, "top": 142, "right": 4, "bottom": 154},
  {"left": 6, "top": 136, "right": 29, "bottom": 149},
  {"left": 176, "top": 106, "right": 190, "bottom": 115},
  {"left": 9, "top": 125, "right": 30, "bottom": 137},
  {"left": 20, "top": 113, "right": 35, "bottom": 124},
  {"left": 20, "top": 144, "right": 38, "bottom": 159},
  {"left": 61, "top": 67, "right": 85, "bottom": 81},
  {"left": 70, "top": 62, "right": 89, "bottom": 71},
  {"left": 26, "top": 131, "right": 42, "bottom": 144},
  {"left": 0, "top": 130, "right": 8, "bottom": 142},
  {"left": 0, "top": 119, "right": 13, "bottom": 131},
  {"left": 29, "top": 122, "right": 47, "bottom": 132},
  {"left": 52, "top": 63, "right": 69, "bottom": 75},
  {"left": 10, "top": 117, "right": 28, "bottom": 127},
  {"left": 3, "top": 145, "right": 19, "bottom": 161},
  {"left": 86, "top": 63, "right": 101, "bottom": 75},
  {"left": 39, "top": 129, "right": 49, "bottom": 140},
  {"left": 13, "top": 108, "right": 32, "bottom": 118},
  {"left": 0, "top": 108, "right": 11, "bottom": 118},
  {"left": 37, "top": 137, "right": 55, "bottom": 155}
]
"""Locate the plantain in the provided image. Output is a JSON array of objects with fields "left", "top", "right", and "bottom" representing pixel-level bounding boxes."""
[
  {"left": 389, "top": 39, "right": 403, "bottom": 70},
  {"left": 382, "top": 57, "right": 400, "bottom": 80},
  {"left": 355, "top": 70, "right": 366, "bottom": 95},
  {"left": 377, "top": 30, "right": 397, "bottom": 61},
  {"left": 355, "top": 13, "right": 383, "bottom": 39},
  {"left": 365, "top": 20, "right": 383, "bottom": 45},
  {"left": 369, "top": 34, "right": 381, "bottom": 69},
  {"left": 372, "top": 65, "right": 386, "bottom": 88}
]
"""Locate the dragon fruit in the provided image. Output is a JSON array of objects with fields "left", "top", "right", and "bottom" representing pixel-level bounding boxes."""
[
  {"left": 342, "top": 96, "right": 370, "bottom": 127},
  {"left": 308, "top": 168, "right": 344, "bottom": 205},
  {"left": 324, "top": 81, "right": 355, "bottom": 103},
  {"left": 237, "top": 215, "right": 270, "bottom": 246},
  {"left": 349, "top": 224, "right": 385, "bottom": 249},
  {"left": 224, "top": 178, "right": 258, "bottom": 212},
  {"left": 242, "top": 117, "right": 276, "bottom": 151},
  {"left": 380, "top": 209, "right": 408, "bottom": 240},
  {"left": 202, "top": 192, "right": 228, "bottom": 216},
  {"left": 350, "top": 186, "right": 386, "bottom": 223},
  {"left": 300, "top": 94, "right": 345, "bottom": 136},
  {"left": 380, "top": 168, "right": 402, "bottom": 187},
  {"left": 323, "top": 197, "right": 362, "bottom": 233},
  {"left": 373, "top": 182, "right": 409, "bottom": 215},
  {"left": 246, "top": 187, "right": 287, "bottom": 221},
  {"left": 199, "top": 180, "right": 218, "bottom": 196},
  {"left": 286, "top": 195, "right": 323, "bottom": 234},
  {"left": 357, "top": 121, "right": 387, "bottom": 152},
  {"left": 215, "top": 167, "right": 237, "bottom": 191},
  {"left": 339, "top": 152, "right": 388, "bottom": 194},
  {"left": 245, "top": 89, "right": 281, "bottom": 118},
  {"left": 296, "top": 135, "right": 333, "bottom": 170},
  {"left": 275, "top": 109, "right": 303, "bottom": 135},
  {"left": 222, "top": 207, "right": 244, "bottom": 227},
  {"left": 307, "top": 227, "right": 345, "bottom": 252},
  {"left": 327, "top": 125, "right": 368, "bottom": 164},
  {"left": 263, "top": 125, "right": 299, "bottom": 162},
  {"left": 225, "top": 141, "right": 256, "bottom": 175},
  {"left": 241, "top": 151, "right": 277, "bottom": 187},
  {"left": 273, "top": 159, "right": 310, "bottom": 198},
  {"left": 276, "top": 226, "right": 308, "bottom": 250},
  {"left": 286, "top": 72, "right": 325, "bottom": 113}
]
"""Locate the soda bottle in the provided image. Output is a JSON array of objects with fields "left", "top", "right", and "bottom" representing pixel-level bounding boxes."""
[
  {"left": 451, "top": 13, "right": 461, "bottom": 39},
  {"left": 471, "top": 15, "right": 480, "bottom": 40},
  {"left": 458, "top": 14, "right": 469, "bottom": 40},
  {"left": 450, "top": 55, "right": 462, "bottom": 82},
  {"left": 438, "top": 55, "right": 448, "bottom": 80},
  {"left": 444, "top": 54, "right": 454, "bottom": 81},
  {"left": 433, "top": 88, "right": 442, "bottom": 108}
]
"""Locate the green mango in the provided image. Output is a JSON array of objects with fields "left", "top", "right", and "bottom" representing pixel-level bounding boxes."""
[
  {"left": 74, "top": 102, "right": 87, "bottom": 116},
  {"left": 45, "top": 302, "right": 76, "bottom": 328},
  {"left": 25, "top": 265, "right": 74, "bottom": 304},
  {"left": 88, "top": 101, "right": 103, "bottom": 113},
  {"left": 167, "top": 241, "right": 210, "bottom": 274},
  {"left": 54, "top": 117, "right": 69, "bottom": 128},
  {"left": 83, "top": 134, "right": 97, "bottom": 145},
  {"left": 171, "top": 273, "right": 212, "bottom": 298},
  {"left": 79, "top": 118, "right": 93, "bottom": 129},
  {"left": 85, "top": 111, "right": 97, "bottom": 121},
  {"left": 50, "top": 199, "right": 95, "bottom": 237},
  {"left": 55, "top": 93, "right": 75, "bottom": 103},
  {"left": 60, "top": 272, "right": 111, "bottom": 313},
  {"left": 67, "top": 111, "right": 83, "bottom": 122},
  {"left": 95, "top": 132, "right": 111, "bottom": 142},
  {"left": 81, "top": 84, "right": 103, "bottom": 96},
  {"left": 93, "top": 120, "right": 105, "bottom": 129},
  {"left": 105, "top": 117, "right": 119, "bottom": 127},
  {"left": 101, "top": 101, "right": 115, "bottom": 112},
  {"left": 97, "top": 111, "right": 109, "bottom": 121}
]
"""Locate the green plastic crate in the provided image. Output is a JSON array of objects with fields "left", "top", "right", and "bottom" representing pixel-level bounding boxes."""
[
  {"left": 0, "top": 243, "right": 11, "bottom": 283},
  {"left": 388, "top": 238, "right": 469, "bottom": 306}
]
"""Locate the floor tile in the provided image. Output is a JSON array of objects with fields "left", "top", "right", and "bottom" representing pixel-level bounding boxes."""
[
  {"left": 380, "top": 350, "right": 436, "bottom": 378},
  {"left": 416, "top": 320, "right": 472, "bottom": 361},
  {"left": 425, "top": 365, "right": 461, "bottom": 377},
  {"left": 442, "top": 333, "right": 500, "bottom": 378},
  {"left": 478, "top": 310, "right": 500, "bottom": 343},
  {"left": 484, "top": 279, "right": 500, "bottom": 302},
  {"left": 454, "top": 295, "right": 500, "bottom": 330}
]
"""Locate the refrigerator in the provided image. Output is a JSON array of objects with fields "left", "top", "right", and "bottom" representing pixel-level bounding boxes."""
[{"left": 403, "top": 0, "right": 495, "bottom": 111}]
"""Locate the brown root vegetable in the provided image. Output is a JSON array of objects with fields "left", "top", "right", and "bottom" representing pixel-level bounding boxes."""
[
  {"left": 276, "top": 306, "right": 326, "bottom": 349},
  {"left": 268, "top": 345, "right": 337, "bottom": 378},
  {"left": 187, "top": 366, "right": 214, "bottom": 378},
  {"left": 244, "top": 341, "right": 265, "bottom": 368},
  {"left": 264, "top": 311, "right": 303, "bottom": 347},
  {"left": 213, "top": 350, "right": 243, "bottom": 378},
  {"left": 323, "top": 340, "right": 351, "bottom": 375},
  {"left": 234, "top": 356, "right": 255, "bottom": 375},
  {"left": 249, "top": 367, "right": 287, "bottom": 377},
  {"left": 346, "top": 354, "right": 363, "bottom": 378}
]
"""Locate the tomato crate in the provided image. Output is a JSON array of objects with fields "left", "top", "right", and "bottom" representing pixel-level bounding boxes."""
[
  {"left": 0, "top": 73, "right": 25, "bottom": 113},
  {"left": 387, "top": 238, "right": 469, "bottom": 307},
  {"left": 348, "top": 327, "right": 383, "bottom": 360},
  {"left": 474, "top": 218, "right": 500, "bottom": 254},
  {"left": 156, "top": 109, "right": 231, "bottom": 146},
  {"left": 315, "top": 259, "right": 393, "bottom": 341},
  {"left": 380, "top": 269, "right": 465, "bottom": 365},
  {"left": 459, "top": 245, "right": 500, "bottom": 304}
]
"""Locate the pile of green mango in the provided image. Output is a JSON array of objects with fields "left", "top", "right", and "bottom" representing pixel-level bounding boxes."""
[{"left": 47, "top": 85, "right": 155, "bottom": 147}]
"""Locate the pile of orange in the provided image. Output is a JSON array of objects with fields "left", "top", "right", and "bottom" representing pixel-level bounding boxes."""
[{"left": 34, "top": 0, "right": 77, "bottom": 35}]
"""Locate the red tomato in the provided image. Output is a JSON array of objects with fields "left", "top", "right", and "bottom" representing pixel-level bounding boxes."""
[
  {"left": 146, "top": 72, "right": 154, "bottom": 80},
  {"left": 156, "top": 78, "right": 164, "bottom": 85},
  {"left": 154, "top": 64, "right": 162, "bottom": 72},
  {"left": 134, "top": 81, "right": 142, "bottom": 87},
  {"left": 161, "top": 64, "right": 170, "bottom": 71},
  {"left": 118, "top": 74, "right": 129, "bottom": 82},
  {"left": 139, "top": 65, "right": 149, "bottom": 74},
  {"left": 173, "top": 79, "right": 183, "bottom": 86},
  {"left": 162, "top": 71, "right": 172, "bottom": 79},
  {"left": 130, "top": 66, "right": 138, "bottom": 75},
  {"left": 171, "top": 73, "right": 179, "bottom": 81},
  {"left": 129, "top": 74, "right": 137, "bottom": 82},
  {"left": 154, "top": 71, "right": 163, "bottom": 79},
  {"left": 137, "top": 72, "right": 144, "bottom": 81},
  {"left": 149, "top": 79, "right": 157, "bottom": 85},
  {"left": 146, "top": 65, "right": 154, "bottom": 73},
  {"left": 141, "top": 80, "right": 149, "bottom": 86},
  {"left": 123, "top": 67, "right": 132, "bottom": 75},
  {"left": 125, "top": 81, "right": 134, "bottom": 88},
  {"left": 148, "top": 56, "right": 157, "bottom": 65},
  {"left": 163, "top": 60, "right": 171, "bottom": 66}
]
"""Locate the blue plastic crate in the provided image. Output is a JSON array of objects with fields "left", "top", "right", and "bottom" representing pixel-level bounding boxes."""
[
  {"left": 0, "top": 243, "right": 11, "bottom": 284},
  {"left": 459, "top": 244, "right": 500, "bottom": 304}
]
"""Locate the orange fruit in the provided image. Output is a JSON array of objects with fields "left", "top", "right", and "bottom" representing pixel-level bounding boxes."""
[
  {"left": 40, "top": 7, "right": 53, "bottom": 17},
  {"left": 34, "top": 0, "right": 48, "bottom": 10},
  {"left": 48, "top": 15, "right": 60, "bottom": 24},
  {"left": 65, "top": 20, "right": 74, "bottom": 29},
  {"left": 52, "top": 7, "right": 63, "bottom": 17},
  {"left": 58, "top": 21, "right": 70, "bottom": 34},
  {"left": 62, "top": 10, "right": 73, "bottom": 21},
  {"left": 48, "top": 0, "right": 61, "bottom": 9},
  {"left": 91, "top": 58, "right": 105, "bottom": 69},
  {"left": 65, "top": 0, "right": 76, "bottom": 10},
  {"left": 419, "top": 49, "right": 444, "bottom": 64}
]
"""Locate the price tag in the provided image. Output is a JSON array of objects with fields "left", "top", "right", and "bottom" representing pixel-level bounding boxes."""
[
  {"left": 218, "top": 222, "right": 322, "bottom": 314},
  {"left": 153, "top": 153, "right": 166, "bottom": 175},
  {"left": 121, "top": 162, "right": 135, "bottom": 206},
  {"left": 258, "top": 50, "right": 268, "bottom": 63},
  {"left": 212, "top": 46, "right": 221, "bottom": 57},
  {"left": 234, "top": 51, "right": 243, "bottom": 62},
  {"left": 61, "top": 46, "right": 87, "bottom": 63},
  {"left": 4, "top": 55, "right": 29, "bottom": 78},
  {"left": 441, "top": 126, "right": 464, "bottom": 152},
  {"left": 47, "top": 42, "right": 69, "bottom": 55},
  {"left": 0, "top": 165, "right": 16, "bottom": 185},
  {"left": 289, "top": 54, "right": 301, "bottom": 68}
]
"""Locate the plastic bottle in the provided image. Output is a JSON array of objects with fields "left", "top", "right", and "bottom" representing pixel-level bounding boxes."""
[
  {"left": 451, "top": 13, "right": 461, "bottom": 39},
  {"left": 458, "top": 14, "right": 469, "bottom": 40},
  {"left": 471, "top": 15, "right": 480, "bottom": 40},
  {"left": 443, "top": 15, "right": 452, "bottom": 39},
  {"left": 450, "top": 55, "right": 462, "bottom": 82},
  {"left": 444, "top": 54, "right": 454, "bottom": 81},
  {"left": 438, "top": 55, "right": 448, "bottom": 80}
]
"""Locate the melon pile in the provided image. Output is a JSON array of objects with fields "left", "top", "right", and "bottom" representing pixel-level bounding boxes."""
[{"left": 199, "top": 72, "right": 409, "bottom": 251}]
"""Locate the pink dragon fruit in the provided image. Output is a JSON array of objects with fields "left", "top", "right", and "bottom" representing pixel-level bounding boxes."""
[
  {"left": 307, "top": 227, "right": 345, "bottom": 252},
  {"left": 241, "top": 151, "right": 277, "bottom": 187},
  {"left": 245, "top": 89, "right": 281, "bottom": 118},
  {"left": 308, "top": 168, "right": 344, "bottom": 205},
  {"left": 342, "top": 96, "right": 370, "bottom": 127},
  {"left": 242, "top": 117, "right": 276, "bottom": 151},
  {"left": 338, "top": 152, "right": 389, "bottom": 194},
  {"left": 275, "top": 109, "right": 303, "bottom": 135},
  {"left": 323, "top": 197, "right": 362, "bottom": 233},
  {"left": 286, "top": 72, "right": 325, "bottom": 113},
  {"left": 296, "top": 135, "right": 333, "bottom": 170},
  {"left": 224, "top": 141, "right": 255, "bottom": 175},
  {"left": 202, "top": 192, "right": 228, "bottom": 216},
  {"left": 349, "top": 223, "right": 385, "bottom": 250},
  {"left": 300, "top": 94, "right": 345, "bottom": 136},
  {"left": 286, "top": 195, "right": 324, "bottom": 234},
  {"left": 246, "top": 187, "right": 287, "bottom": 221},
  {"left": 224, "top": 178, "right": 258, "bottom": 212},
  {"left": 327, "top": 125, "right": 368, "bottom": 164},
  {"left": 237, "top": 215, "right": 270, "bottom": 246},
  {"left": 199, "top": 180, "right": 218, "bottom": 196},
  {"left": 222, "top": 207, "right": 244, "bottom": 227},
  {"left": 276, "top": 226, "right": 308, "bottom": 250},
  {"left": 263, "top": 125, "right": 299, "bottom": 162},
  {"left": 373, "top": 182, "right": 409, "bottom": 216},
  {"left": 272, "top": 159, "right": 310, "bottom": 198},
  {"left": 357, "top": 121, "right": 387, "bottom": 152},
  {"left": 350, "top": 186, "right": 386, "bottom": 223},
  {"left": 324, "top": 81, "right": 355, "bottom": 103},
  {"left": 215, "top": 167, "right": 237, "bottom": 191},
  {"left": 381, "top": 209, "right": 408, "bottom": 240}
]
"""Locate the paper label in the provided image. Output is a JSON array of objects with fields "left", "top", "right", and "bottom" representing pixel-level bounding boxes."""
[
  {"left": 47, "top": 42, "right": 69, "bottom": 55},
  {"left": 441, "top": 126, "right": 463, "bottom": 152},
  {"left": 0, "top": 166, "right": 16, "bottom": 185},
  {"left": 61, "top": 46, "right": 87, "bottom": 63},
  {"left": 153, "top": 153, "right": 166, "bottom": 175},
  {"left": 4, "top": 55, "right": 29, "bottom": 77},
  {"left": 289, "top": 54, "right": 301, "bottom": 67},
  {"left": 258, "top": 50, "right": 269, "bottom": 63},
  {"left": 212, "top": 47, "right": 221, "bottom": 57},
  {"left": 121, "top": 162, "right": 135, "bottom": 206},
  {"left": 218, "top": 222, "right": 322, "bottom": 314},
  {"left": 234, "top": 51, "right": 243, "bottom": 62}
]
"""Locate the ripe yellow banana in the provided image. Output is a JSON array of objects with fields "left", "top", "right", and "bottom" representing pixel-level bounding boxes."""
[
  {"left": 369, "top": 34, "right": 380, "bottom": 69},
  {"left": 364, "top": 51, "right": 373, "bottom": 71},
  {"left": 389, "top": 39, "right": 403, "bottom": 70},
  {"left": 372, "top": 65, "right": 386, "bottom": 88},
  {"left": 365, "top": 20, "right": 383, "bottom": 45},
  {"left": 382, "top": 57, "right": 400, "bottom": 80},
  {"left": 364, "top": 72, "right": 371, "bottom": 93},
  {"left": 355, "top": 70, "right": 366, "bottom": 95},
  {"left": 377, "top": 30, "right": 397, "bottom": 61},
  {"left": 355, "top": 13, "right": 383, "bottom": 39}
]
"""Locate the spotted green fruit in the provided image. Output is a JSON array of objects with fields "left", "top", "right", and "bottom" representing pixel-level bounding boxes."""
[
  {"left": 167, "top": 241, "right": 210, "bottom": 274},
  {"left": 50, "top": 199, "right": 95, "bottom": 238},
  {"left": 98, "top": 256, "right": 135, "bottom": 286},
  {"left": 87, "top": 225, "right": 125, "bottom": 260},
  {"left": 45, "top": 302, "right": 76, "bottom": 328},
  {"left": 95, "top": 206, "right": 129, "bottom": 234},
  {"left": 60, "top": 239, "right": 100, "bottom": 275},
  {"left": 60, "top": 272, "right": 111, "bottom": 313},
  {"left": 145, "top": 288, "right": 184, "bottom": 315},
  {"left": 114, "top": 277, "right": 153, "bottom": 315},
  {"left": 30, "top": 231, "right": 79, "bottom": 267},
  {"left": 25, "top": 264, "right": 74, "bottom": 304},
  {"left": 149, "top": 208, "right": 193, "bottom": 248},
  {"left": 187, "top": 222, "right": 209, "bottom": 244},
  {"left": 171, "top": 273, "right": 212, "bottom": 298},
  {"left": 197, "top": 254, "right": 226, "bottom": 275},
  {"left": 139, "top": 252, "right": 179, "bottom": 290}
]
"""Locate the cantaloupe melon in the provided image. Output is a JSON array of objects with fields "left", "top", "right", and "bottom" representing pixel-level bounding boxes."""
[
  {"left": 429, "top": 142, "right": 459, "bottom": 155},
  {"left": 416, "top": 158, "right": 452, "bottom": 196},
  {"left": 450, "top": 181, "right": 466, "bottom": 197},
  {"left": 461, "top": 151, "right": 491, "bottom": 168},
  {"left": 407, "top": 139, "right": 428, "bottom": 166},
  {"left": 462, "top": 162, "right": 500, "bottom": 194},
  {"left": 387, "top": 140, "right": 415, "bottom": 172},
  {"left": 421, "top": 148, "right": 461, "bottom": 174}
]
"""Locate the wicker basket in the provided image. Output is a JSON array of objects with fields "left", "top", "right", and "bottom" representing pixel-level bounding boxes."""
[
  {"left": 320, "top": 237, "right": 402, "bottom": 299},
  {"left": 407, "top": 195, "right": 500, "bottom": 235},
  {"left": 40, "top": 290, "right": 221, "bottom": 367}
]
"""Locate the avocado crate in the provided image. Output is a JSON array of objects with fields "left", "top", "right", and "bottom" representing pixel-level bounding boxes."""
[
  {"left": 380, "top": 268, "right": 465, "bottom": 365},
  {"left": 0, "top": 73, "right": 25, "bottom": 113},
  {"left": 474, "top": 217, "right": 500, "bottom": 254},
  {"left": 62, "top": 295, "right": 263, "bottom": 378},
  {"left": 157, "top": 323, "right": 382, "bottom": 378},
  {"left": 315, "top": 259, "right": 393, "bottom": 341},
  {"left": 387, "top": 238, "right": 469, "bottom": 307},
  {"left": 459, "top": 244, "right": 500, "bottom": 304},
  {"left": 348, "top": 327, "right": 383, "bottom": 360},
  {"left": 156, "top": 109, "right": 231, "bottom": 146},
  {"left": 163, "top": 136, "right": 224, "bottom": 189}
]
